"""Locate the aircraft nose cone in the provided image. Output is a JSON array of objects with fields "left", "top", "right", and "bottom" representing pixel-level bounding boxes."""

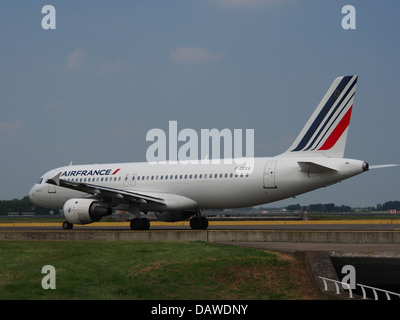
[{"left": 29, "top": 185, "right": 37, "bottom": 204}]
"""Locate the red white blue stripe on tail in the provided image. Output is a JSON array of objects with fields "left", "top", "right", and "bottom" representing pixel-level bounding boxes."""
[{"left": 282, "top": 75, "right": 358, "bottom": 158}]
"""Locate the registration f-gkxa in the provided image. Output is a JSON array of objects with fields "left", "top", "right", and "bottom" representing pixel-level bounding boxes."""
[{"left": 30, "top": 75, "right": 374, "bottom": 230}]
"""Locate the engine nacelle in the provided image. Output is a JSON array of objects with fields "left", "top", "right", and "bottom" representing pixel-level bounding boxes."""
[
  {"left": 155, "top": 210, "right": 194, "bottom": 222},
  {"left": 63, "top": 198, "right": 112, "bottom": 225}
]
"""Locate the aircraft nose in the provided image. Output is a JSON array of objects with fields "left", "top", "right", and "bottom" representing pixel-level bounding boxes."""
[{"left": 29, "top": 185, "right": 39, "bottom": 204}]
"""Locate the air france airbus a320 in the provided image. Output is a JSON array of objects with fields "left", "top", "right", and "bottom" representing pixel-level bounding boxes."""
[{"left": 29, "top": 75, "right": 384, "bottom": 230}]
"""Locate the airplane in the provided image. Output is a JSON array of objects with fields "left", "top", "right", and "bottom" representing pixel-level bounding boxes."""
[{"left": 29, "top": 75, "right": 387, "bottom": 230}]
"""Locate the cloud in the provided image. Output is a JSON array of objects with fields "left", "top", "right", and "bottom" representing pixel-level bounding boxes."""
[
  {"left": 0, "top": 119, "right": 24, "bottom": 134},
  {"left": 170, "top": 47, "right": 223, "bottom": 64},
  {"left": 65, "top": 48, "right": 89, "bottom": 71},
  {"left": 213, "top": 0, "right": 293, "bottom": 7}
]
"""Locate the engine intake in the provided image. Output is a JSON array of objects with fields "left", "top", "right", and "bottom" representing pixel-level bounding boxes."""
[{"left": 63, "top": 199, "right": 112, "bottom": 225}]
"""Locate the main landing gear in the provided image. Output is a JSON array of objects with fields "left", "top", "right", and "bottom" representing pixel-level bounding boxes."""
[
  {"left": 190, "top": 211, "right": 209, "bottom": 230},
  {"left": 130, "top": 217, "right": 150, "bottom": 230}
]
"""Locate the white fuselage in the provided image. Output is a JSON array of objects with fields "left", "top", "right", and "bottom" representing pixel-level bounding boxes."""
[{"left": 29, "top": 156, "right": 366, "bottom": 212}]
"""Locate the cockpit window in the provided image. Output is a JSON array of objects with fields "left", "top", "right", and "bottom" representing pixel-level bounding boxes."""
[{"left": 38, "top": 178, "right": 43, "bottom": 184}]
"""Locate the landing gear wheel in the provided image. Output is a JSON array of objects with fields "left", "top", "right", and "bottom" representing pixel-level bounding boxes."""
[
  {"left": 62, "top": 221, "right": 73, "bottom": 230},
  {"left": 130, "top": 218, "right": 150, "bottom": 230},
  {"left": 190, "top": 216, "right": 209, "bottom": 230},
  {"left": 141, "top": 218, "right": 150, "bottom": 230}
]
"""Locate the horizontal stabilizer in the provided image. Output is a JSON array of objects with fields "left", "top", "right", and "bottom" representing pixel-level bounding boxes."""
[{"left": 298, "top": 161, "right": 337, "bottom": 173}]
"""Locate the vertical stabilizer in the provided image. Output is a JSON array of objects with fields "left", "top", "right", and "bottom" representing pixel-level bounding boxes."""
[{"left": 281, "top": 75, "right": 358, "bottom": 158}]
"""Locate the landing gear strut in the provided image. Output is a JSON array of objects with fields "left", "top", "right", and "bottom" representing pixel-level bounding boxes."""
[
  {"left": 190, "top": 211, "right": 209, "bottom": 230},
  {"left": 130, "top": 218, "right": 150, "bottom": 230}
]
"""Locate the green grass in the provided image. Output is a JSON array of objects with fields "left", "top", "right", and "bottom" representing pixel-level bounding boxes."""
[{"left": 0, "top": 241, "right": 311, "bottom": 300}]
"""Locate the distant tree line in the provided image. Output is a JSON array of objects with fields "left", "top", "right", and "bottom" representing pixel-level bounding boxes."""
[
  {"left": 379, "top": 201, "right": 400, "bottom": 211},
  {"left": 287, "top": 201, "right": 400, "bottom": 213},
  {"left": 0, "top": 196, "right": 54, "bottom": 215}
]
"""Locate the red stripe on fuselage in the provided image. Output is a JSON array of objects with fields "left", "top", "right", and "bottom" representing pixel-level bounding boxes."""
[
  {"left": 319, "top": 106, "right": 353, "bottom": 151},
  {"left": 112, "top": 168, "right": 121, "bottom": 175}
]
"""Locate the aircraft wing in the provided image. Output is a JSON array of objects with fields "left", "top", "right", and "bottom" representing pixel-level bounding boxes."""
[{"left": 46, "top": 172, "right": 166, "bottom": 205}]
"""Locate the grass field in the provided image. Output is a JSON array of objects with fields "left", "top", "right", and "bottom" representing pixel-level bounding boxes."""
[{"left": 0, "top": 241, "right": 319, "bottom": 300}]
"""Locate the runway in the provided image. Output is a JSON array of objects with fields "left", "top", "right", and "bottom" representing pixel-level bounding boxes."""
[{"left": 1, "top": 219, "right": 400, "bottom": 231}]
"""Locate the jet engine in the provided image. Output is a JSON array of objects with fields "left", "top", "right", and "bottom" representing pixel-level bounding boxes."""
[
  {"left": 63, "top": 198, "right": 112, "bottom": 225},
  {"left": 155, "top": 210, "right": 194, "bottom": 222}
]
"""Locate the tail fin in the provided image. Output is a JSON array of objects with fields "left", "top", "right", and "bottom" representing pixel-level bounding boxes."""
[{"left": 281, "top": 75, "right": 358, "bottom": 158}]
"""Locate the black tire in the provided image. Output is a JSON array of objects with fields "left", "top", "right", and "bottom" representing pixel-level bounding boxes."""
[
  {"left": 200, "top": 216, "right": 209, "bottom": 230},
  {"left": 130, "top": 218, "right": 141, "bottom": 230},
  {"left": 190, "top": 216, "right": 208, "bottom": 230},
  {"left": 130, "top": 218, "right": 150, "bottom": 230},
  {"left": 62, "top": 221, "right": 73, "bottom": 229},
  {"left": 190, "top": 217, "right": 200, "bottom": 229},
  {"left": 141, "top": 218, "right": 150, "bottom": 230}
]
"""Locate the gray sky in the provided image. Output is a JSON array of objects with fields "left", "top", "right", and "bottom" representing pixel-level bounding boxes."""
[{"left": 1, "top": 0, "right": 399, "bottom": 208}]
